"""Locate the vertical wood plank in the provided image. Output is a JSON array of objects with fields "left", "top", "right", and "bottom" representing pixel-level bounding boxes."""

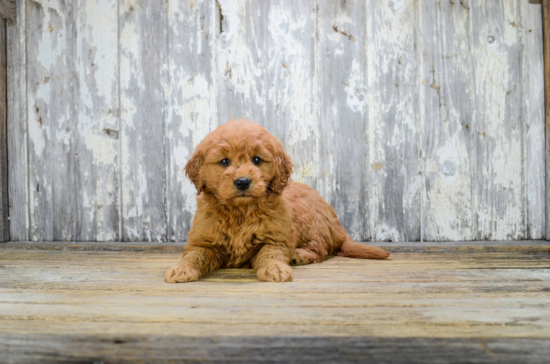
[
  {"left": 120, "top": 0, "right": 167, "bottom": 242},
  {"left": 317, "top": 0, "right": 367, "bottom": 241},
  {"left": 216, "top": 0, "right": 319, "bottom": 189},
  {"left": 166, "top": 0, "right": 218, "bottom": 241},
  {"left": 263, "top": 0, "right": 318, "bottom": 189},
  {"left": 0, "top": 18, "right": 7, "bottom": 242},
  {"left": 73, "top": 0, "right": 120, "bottom": 241},
  {"left": 521, "top": 0, "right": 545, "bottom": 239},
  {"left": 470, "top": 1, "right": 525, "bottom": 240},
  {"left": 216, "top": 0, "right": 268, "bottom": 124},
  {"left": 543, "top": 0, "right": 550, "bottom": 240},
  {"left": 420, "top": 0, "right": 475, "bottom": 241},
  {"left": 7, "top": 0, "right": 28, "bottom": 240},
  {"left": 27, "top": 0, "right": 75, "bottom": 241},
  {"left": 366, "top": 0, "right": 420, "bottom": 242},
  {"left": 26, "top": 0, "right": 119, "bottom": 242}
]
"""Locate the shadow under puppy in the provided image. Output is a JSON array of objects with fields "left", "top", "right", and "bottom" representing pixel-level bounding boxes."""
[{"left": 165, "top": 119, "right": 389, "bottom": 283}]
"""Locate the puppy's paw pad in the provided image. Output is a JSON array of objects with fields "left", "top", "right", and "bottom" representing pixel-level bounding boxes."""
[
  {"left": 257, "top": 262, "right": 293, "bottom": 283},
  {"left": 165, "top": 265, "right": 201, "bottom": 283}
]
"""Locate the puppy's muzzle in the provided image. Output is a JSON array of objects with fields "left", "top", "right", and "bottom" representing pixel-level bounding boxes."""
[{"left": 234, "top": 177, "right": 251, "bottom": 191}]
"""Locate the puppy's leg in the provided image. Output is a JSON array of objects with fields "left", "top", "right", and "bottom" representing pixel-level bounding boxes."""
[
  {"left": 252, "top": 245, "right": 293, "bottom": 283},
  {"left": 291, "top": 240, "right": 328, "bottom": 266},
  {"left": 165, "top": 247, "right": 223, "bottom": 283}
]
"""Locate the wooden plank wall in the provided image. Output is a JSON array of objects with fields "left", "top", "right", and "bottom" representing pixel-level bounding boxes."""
[{"left": 5, "top": 0, "right": 547, "bottom": 242}]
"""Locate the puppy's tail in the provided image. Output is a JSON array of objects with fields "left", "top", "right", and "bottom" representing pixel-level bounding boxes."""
[{"left": 336, "top": 237, "right": 390, "bottom": 260}]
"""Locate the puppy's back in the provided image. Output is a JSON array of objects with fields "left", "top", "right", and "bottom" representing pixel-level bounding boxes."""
[{"left": 282, "top": 181, "right": 347, "bottom": 253}]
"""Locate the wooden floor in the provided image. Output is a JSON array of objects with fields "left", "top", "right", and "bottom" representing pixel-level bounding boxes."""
[{"left": 1, "top": 242, "right": 549, "bottom": 363}]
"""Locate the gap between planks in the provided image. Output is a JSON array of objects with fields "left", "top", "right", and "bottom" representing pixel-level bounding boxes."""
[{"left": 0, "top": 240, "right": 549, "bottom": 254}]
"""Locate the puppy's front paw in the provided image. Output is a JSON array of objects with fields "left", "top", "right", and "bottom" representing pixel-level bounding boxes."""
[
  {"left": 257, "top": 262, "right": 293, "bottom": 283},
  {"left": 165, "top": 264, "right": 201, "bottom": 283}
]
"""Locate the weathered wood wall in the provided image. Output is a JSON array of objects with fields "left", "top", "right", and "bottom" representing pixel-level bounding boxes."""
[{"left": 5, "top": 0, "right": 547, "bottom": 242}]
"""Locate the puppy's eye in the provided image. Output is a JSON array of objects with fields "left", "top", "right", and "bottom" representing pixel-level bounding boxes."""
[
  {"left": 220, "top": 159, "right": 231, "bottom": 167},
  {"left": 252, "top": 157, "right": 262, "bottom": 166}
]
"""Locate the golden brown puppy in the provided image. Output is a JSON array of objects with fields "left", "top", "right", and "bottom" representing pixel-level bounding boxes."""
[{"left": 165, "top": 119, "right": 389, "bottom": 283}]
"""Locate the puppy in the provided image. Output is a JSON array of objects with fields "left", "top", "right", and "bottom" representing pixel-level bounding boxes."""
[{"left": 165, "top": 119, "right": 389, "bottom": 283}]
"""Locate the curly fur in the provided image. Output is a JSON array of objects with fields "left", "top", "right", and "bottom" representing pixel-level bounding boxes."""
[{"left": 165, "top": 119, "right": 389, "bottom": 283}]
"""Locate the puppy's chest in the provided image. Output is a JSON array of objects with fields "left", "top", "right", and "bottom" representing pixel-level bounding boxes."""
[{"left": 215, "top": 218, "right": 265, "bottom": 267}]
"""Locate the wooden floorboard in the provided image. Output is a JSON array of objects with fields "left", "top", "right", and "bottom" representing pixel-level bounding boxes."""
[{"left": 0, "top": 245, "right": 549, "bottom": 363}]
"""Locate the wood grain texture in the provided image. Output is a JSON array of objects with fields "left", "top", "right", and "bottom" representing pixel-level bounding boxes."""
[
  {"left": 119, "top": 0, "right": 167, "bottom": 242},
  {"left": 471, "top": 1, "right": 525, "bottom": 240},
  {"left": 216, "top": 0, "right": 267, "bottom": 124},
  {"left": 2, "top": 336, "right": 549, "bottom": 364},
  {"left": 0, "top": 18, "right": 7, "bottom": 242},
  {"left": 420, "top": 0, "right": 475, "bottom": 241},
  {"left": 262, "top": 0, "right": 318, "bottom": 190},
  {"left": 216, "top": 0, "right": 319, "bottom": 191},
  {"left": 0, "top": 248, "right": 549, "bottom": 362},
  {"left": 73, "top": 0, "right": 120, "bottom": 241},
  {"left": 5, "top": 0, "right": 548, "bottom": 242},
  {"left": 6, "top": 0, "right": 27, "bottom": 241},
  {"left": 366, "top": 0, "right": 420, "bottom": 242},
  {"left": 317, "top": 0, "right": 367, "bottom": 241},
  {"left": 521, "top": 1, "right": 546, "bottom": 239},
  {"left": 26, "top": 0, "right": 76, "bottom": 241},
  {"left": 0, "top": 0, "right": 15, "bottom": 24},
  {"left": 25, "top": 0, "right": 119, "bottom": 242},
  {"left": 166, "top": 0, "right": 218, "bottom": 241}
]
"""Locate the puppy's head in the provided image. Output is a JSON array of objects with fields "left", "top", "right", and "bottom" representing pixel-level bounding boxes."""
[{"left": 185, "top": 119, "right": 293, "bottom": 205}]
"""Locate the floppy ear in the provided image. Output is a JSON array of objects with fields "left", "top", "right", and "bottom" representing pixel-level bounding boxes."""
[
  {"left": 185, "top": 148, "right": 205, "bottom": 193},
  {"left": 270, "top": 142, "right": 293, "bottom": 194}
]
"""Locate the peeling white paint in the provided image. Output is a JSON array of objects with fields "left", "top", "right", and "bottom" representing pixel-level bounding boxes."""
[
  {"left": 367, "top": 0, "right": 420, "bottom": 242},
  {"left": 344, "top": 60, "right": 366, "bottom": 114},
  {"left": 267, "top": 2, "right": 318, "bottom": 185},
  {"left": 471, "top": 0, "right": 525, "bottom": 240},
  {"left": 217, "top": 0, "right": 266, "bottom": 109},
  {"left": 84, "top": 133, "right": 117, "bottom": 166},
  {"left": 28, "top": 106, "right": 47, "bottom": 157},
  {"left": 11, "top": 0, "right": 546, "bottom": 242}
]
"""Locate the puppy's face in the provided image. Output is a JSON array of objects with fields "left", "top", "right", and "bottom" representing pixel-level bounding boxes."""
[
  {"left": 202, "top": 140, "right": 274, "bottom": 205},
  {"left": 185, "top": 120, "right": 293, "bottom": 205}
]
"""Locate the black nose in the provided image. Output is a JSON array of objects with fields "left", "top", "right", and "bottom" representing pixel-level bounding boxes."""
[{"left": 234, "top": 177, "right": 251, "bottom": 191}]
